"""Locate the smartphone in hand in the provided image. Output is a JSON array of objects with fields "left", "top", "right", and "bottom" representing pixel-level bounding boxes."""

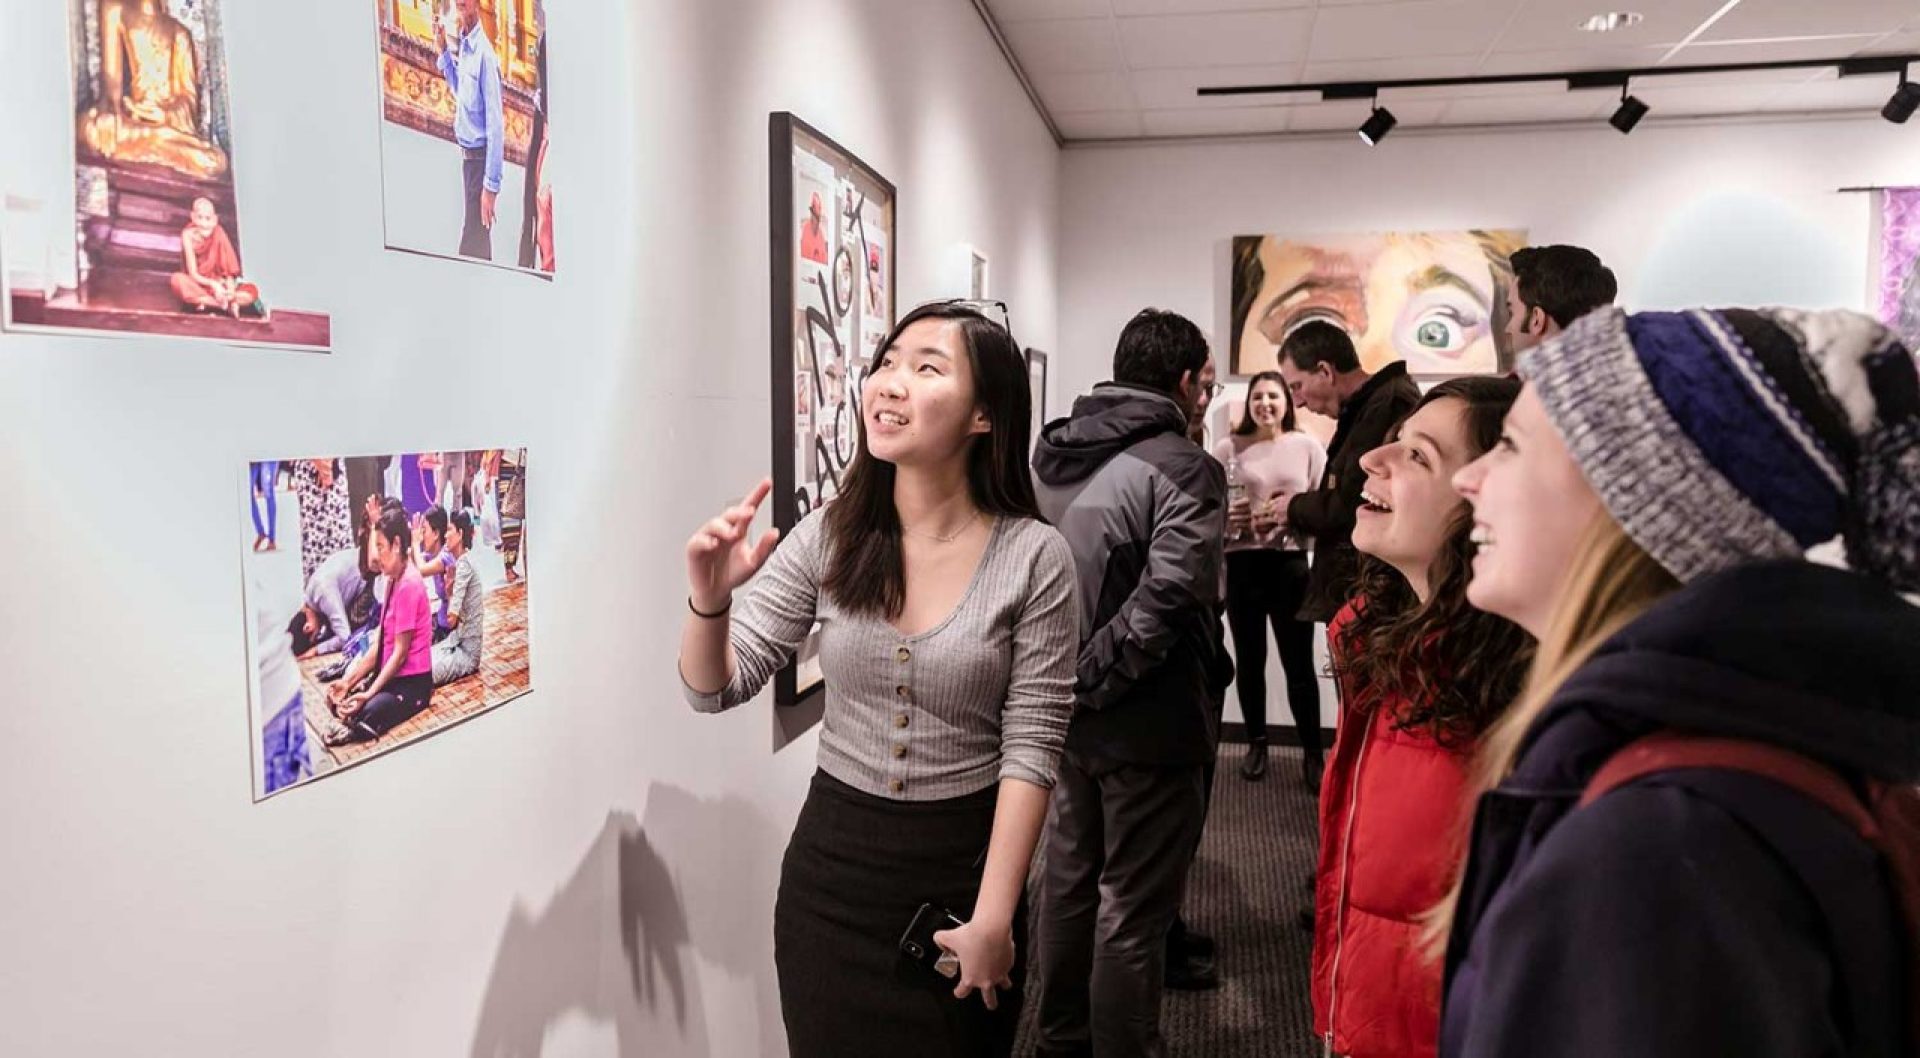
[{"left": 899, "top": 903, "right": 965, "bottom": 978}]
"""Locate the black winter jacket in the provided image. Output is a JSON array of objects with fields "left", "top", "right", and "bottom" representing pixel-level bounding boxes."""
[
  {"left": 1287, "top": 361, "right": 1420, "bottom": 623},
  {"left": 1032, "top": 383, "right": 1227, "bottom": 766},
  {"left": 1441, "top": 562, "right": 1920, "bottom": 1058}
]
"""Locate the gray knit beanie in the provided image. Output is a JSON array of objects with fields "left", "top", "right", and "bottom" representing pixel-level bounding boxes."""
[{"left": 1517, "top": 306, "right": 1920, "bottom": 591}]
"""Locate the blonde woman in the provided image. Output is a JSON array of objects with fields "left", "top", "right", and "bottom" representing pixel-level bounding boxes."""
[{"left": 1438, "top": 307, "right": 1920, "bottom": 1057}]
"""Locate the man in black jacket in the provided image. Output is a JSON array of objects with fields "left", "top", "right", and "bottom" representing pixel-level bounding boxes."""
[
  {"left": 1031, "top": 309, "right": 1226, "bottom": 1058},
  {"left": 1281, "top": 322, "right": 1421, "bottom": 627}
]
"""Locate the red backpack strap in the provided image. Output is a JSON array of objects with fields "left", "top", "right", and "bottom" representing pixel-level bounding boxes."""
[
  {"left": 1584, "top": 732, "right": 1920, "bottom": 1053},
  {"left": 1579, "top": 730, "right": 1882, "bottom": 844}
]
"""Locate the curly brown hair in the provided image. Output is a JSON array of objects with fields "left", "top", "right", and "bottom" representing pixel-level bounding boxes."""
[{"left": 1331, "top": 376, "right": 1535, "bottom": 749}]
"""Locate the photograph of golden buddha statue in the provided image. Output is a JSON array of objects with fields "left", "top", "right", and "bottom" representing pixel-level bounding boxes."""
[
  {"left": 377, "top": 0, "right": 554, "bottom": 275},
  {"left": 1, "top": 0, "right": 331, "bottom": 351}
]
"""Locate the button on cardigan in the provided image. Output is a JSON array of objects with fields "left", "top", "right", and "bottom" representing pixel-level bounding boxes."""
[{"left": 684, "top": 513, "right": 1080, "bottom": 800}]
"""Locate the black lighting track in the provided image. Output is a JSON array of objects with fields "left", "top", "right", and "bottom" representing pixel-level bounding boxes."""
[{"left": 1197, "top": 54, "right": 1917, "bottom": 100}]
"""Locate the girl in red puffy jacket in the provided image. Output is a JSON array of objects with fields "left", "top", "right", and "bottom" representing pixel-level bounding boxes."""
[{"left": 1308, "top": 377, "right": 1534, "bottom": 1058}]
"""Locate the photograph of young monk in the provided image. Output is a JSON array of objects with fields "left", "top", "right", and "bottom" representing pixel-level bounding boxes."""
[
  {"left": 2, "top": 0, "right": 329, "bottom": 350},
  {"left": 171, "top": 197, "right": 268, "bottom": 320}
]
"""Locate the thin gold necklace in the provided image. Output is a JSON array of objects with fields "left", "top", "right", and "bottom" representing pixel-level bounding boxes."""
[{"left": 901, "top": 509, "right": 981, "bottom": 544}]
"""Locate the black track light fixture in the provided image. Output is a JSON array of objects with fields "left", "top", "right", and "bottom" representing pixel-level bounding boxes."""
[
  {"left": 1885, "top": 79, "right": 1920, "bottom": 124},
  {"left": 1610, "top": 87, "right": 1649, "bottom": 134},
  {"left": 1358, "top": 102, "right": 1397, "bottom": 146}
]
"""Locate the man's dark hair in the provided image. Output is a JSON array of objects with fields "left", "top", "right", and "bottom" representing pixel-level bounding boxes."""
[
  {"left": 287, "top": 607, "right": 326, "bottom": 657},
  {"left": 1509, "top": 245, "right": 1618, "bottom": 328},
  {"left": 1280, "top": 320, "right": 1360, "bottom": 375},
  {"left": 1112, "top": 309, "right": 1209, "bottom": 394}
]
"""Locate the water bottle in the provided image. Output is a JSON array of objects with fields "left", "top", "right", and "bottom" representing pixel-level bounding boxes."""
[{"left": 1226, "top": 453, "right": 1247, "bottom": 542}]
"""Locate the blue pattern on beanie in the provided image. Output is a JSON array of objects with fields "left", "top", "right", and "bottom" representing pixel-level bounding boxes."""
[{"left": 1626, "top": 311, "right": 1847, "bottom": 548}]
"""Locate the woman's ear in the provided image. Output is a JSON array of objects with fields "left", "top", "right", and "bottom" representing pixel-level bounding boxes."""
[{"left": 971, "top": 408, "right": 992, "bottom": 435}]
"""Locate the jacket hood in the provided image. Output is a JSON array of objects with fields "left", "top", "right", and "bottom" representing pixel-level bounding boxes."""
[
  {"left": 1033, "top": 383, "right": 1189, "bottom": 487},
  {"left": 1522, "top": 560, "right": 1920, "bottom": 785}
]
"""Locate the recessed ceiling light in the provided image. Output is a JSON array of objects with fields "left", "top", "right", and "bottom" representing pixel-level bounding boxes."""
[{"left": 1579, "top": 11, "right": 1645, "bottom": 33}]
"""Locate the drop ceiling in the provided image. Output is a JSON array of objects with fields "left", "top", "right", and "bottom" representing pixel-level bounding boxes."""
[{"left": 978, "top": 0, "right": 1920, "bottom": 142}]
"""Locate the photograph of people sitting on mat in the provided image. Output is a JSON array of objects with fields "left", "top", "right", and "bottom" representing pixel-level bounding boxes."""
[
  {"left": 242, "top": 448, "right": 532, "bottom": 799},
  {"left": 1, "top": 0, "right": 330, "bottom": 351}
]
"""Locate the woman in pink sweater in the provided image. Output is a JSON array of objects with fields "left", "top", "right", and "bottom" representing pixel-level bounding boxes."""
[{"left": 1211, "top": 371, "right": 1327, "bottom": 785}]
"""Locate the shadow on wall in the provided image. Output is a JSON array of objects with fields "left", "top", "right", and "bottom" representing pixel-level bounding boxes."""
[{"left": 469, "top": 785, "right": 788, "bottom": 1057}]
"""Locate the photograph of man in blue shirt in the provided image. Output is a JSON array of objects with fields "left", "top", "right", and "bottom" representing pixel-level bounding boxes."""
[{"left": 434, "top": 0, "right": 504, "bottom": 261}]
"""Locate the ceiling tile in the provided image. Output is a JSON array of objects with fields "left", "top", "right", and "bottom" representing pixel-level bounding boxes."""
[
  {"left": 1869, "top": 31, "right": 1920, "bottom": 51},
  {"left": 1438, "top": 91, "right": 1615, "bottom": 125},
  {"left": 1055, "top": 110, "right": 1148, "bottom": 139},
  {"left": 1700, "top": 0, "right": 1916, "bottom": 43},
  {"left": 1476, "top": 43, "right": 1670, "bottom": 71},
  {"left": 1139, "top": 105, "right": 1296, "bottom": 136},
  {"left": 1307, "top": 0, "right": 1524, "bottom": 63},
  {"left": 1641, "top": 65, "right": 1836, "bottom": 90},
  {"left": 1490, "top": 0, "right": 1720, "bottom": 52},
  {"left": 1000, "top": 17, "right": 1126, "bottom": 74},
  {"left": 1132, "top": 64, "right": 1315, "bottom": 109},
  {"left": 1116, "top": 9, "right": 1317, "bottom": 69},
  {"left": 1300, "top": 53, "right": 1492, "bottom": 83},
  {"left": 985, "top": 0, "right": 1115, "bottom": 21},
  {"left": 1111, "top": 0, "right": 1313, "bottom": 13},
  {"left": 1033, "top": 70, "right": 1137, "bottom": 111},
  {"left": 1676, "top": 33, "right": 1893, "bottom": 64}
]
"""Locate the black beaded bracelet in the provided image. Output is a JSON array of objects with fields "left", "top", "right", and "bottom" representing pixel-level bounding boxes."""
[{"left": 688, "top": 595, "right": 732, "bottom": 619}]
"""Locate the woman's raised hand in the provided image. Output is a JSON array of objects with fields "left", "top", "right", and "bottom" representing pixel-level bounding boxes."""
[{"left": 686, "top": 478, "right": 781, "bottom": 612}]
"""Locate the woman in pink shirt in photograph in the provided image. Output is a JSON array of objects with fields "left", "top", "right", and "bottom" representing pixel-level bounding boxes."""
[{"left": 325, "top": 507, "right": 436, "bottom": 745}]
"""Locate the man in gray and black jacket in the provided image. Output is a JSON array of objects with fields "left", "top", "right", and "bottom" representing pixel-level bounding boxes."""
[
  {"left": 1280, "top": 321, "right": 1421, "bottom": 626},
  {"left": 1030, "top": 309, "right": 1226, "bottom": 1058}
]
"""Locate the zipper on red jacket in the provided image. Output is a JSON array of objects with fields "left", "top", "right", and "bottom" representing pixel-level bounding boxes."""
[{"left": 1325, "top": 705, "right": 1376, "bottom": 1057}]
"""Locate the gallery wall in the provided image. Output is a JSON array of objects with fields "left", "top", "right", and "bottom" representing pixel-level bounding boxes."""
[
  {"left": 1057, "top": 114, "right": 1920, "bottom": 731},
  {"left": 0, "top": 1, "right": 1058, "bottom": 1055}
]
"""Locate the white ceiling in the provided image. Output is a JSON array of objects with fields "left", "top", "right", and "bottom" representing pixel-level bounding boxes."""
[{"left": 980, "top": 0, "right": 1920, "bottom": 142}]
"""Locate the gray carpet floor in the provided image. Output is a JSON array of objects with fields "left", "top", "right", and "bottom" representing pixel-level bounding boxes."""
[{"left": 1014, "top": 743, "right": 1323, "bottom": 1057}]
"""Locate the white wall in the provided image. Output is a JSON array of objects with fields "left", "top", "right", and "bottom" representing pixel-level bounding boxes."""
[
  {"left": 1059, "top": 116, "right": 1920, "bottom": 731},
  {"left": 0, "top": 1, "right": 1058, "bottom": 1055}
]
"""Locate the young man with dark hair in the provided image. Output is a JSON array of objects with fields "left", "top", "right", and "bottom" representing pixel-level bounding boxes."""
[
  {"left": 1279, "top": 321, "right": 1421, "bottom": 679},
  {"left": 1032, "top": 308, "right": 1228, "bottom": 1056},
  {"left": 1505, "top": 244, "right": 1618, "bottom": 354}
]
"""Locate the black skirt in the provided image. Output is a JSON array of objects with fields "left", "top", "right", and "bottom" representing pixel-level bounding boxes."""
[{"left": 775, "top": 769, "right": 1026, "bottom": 1058}]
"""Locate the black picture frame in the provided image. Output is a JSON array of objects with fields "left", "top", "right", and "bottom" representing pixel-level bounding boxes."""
[{"left": 769, "top": 112, "right": 898, "bottom": 707}]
